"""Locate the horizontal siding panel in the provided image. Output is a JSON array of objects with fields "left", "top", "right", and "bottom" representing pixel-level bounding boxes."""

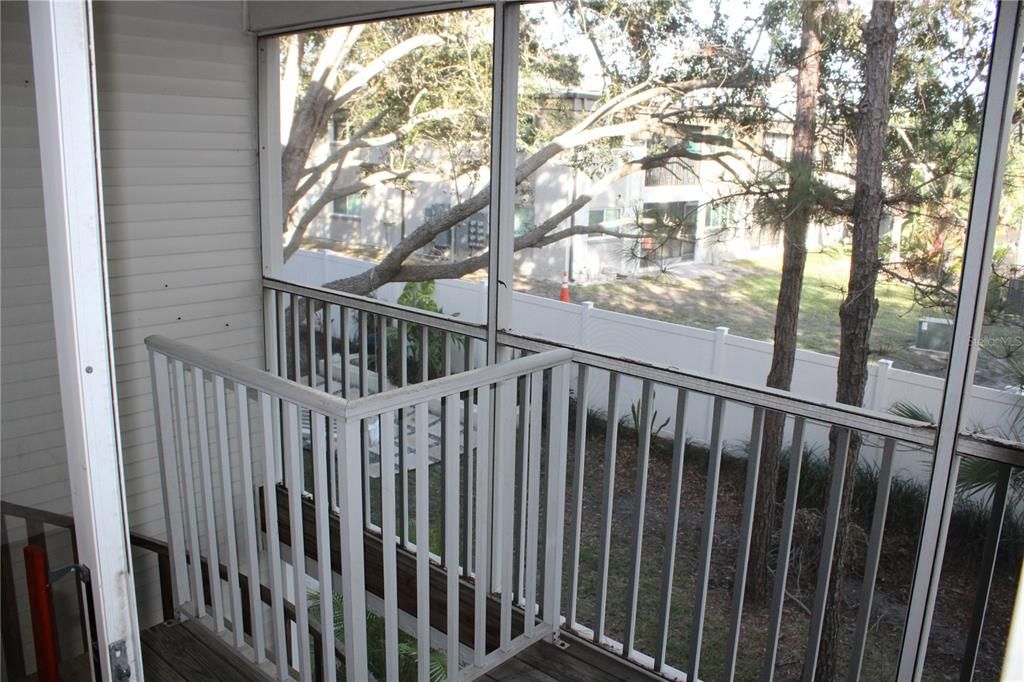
[
  {"left": 2, "top": 410, "right": 64, "bottom": 441},
  {"left": 0, "top": 442, "right": 65, "bottom": 474},
  {"left": 0, "top": 105, "right": 41, "bottom": 129},
  {"left": 3, "top": 206, "right": 49, "bottom": 227},
  {"left": 3, "top": 393, "right": 62, "bottom": 423},
  {"left": 106, "top": 233, "right": 259, "bottom": 260},
  {"left": 2, "top": 377, "right": 60, "bottom": 405},
  {"left": 1, "top": 245, "right": 47, "bottom": 267},
  {"left": 110, "top": 280, "right": 258, "bottom": 314},
  {"left": 98, "top": 91, "right": 254, "bottom": 117},
  {"left": 2, "top": 226, "right": 48, "bottom": 248},
  {"left": 102, "top": 165, "right": 255, "bottom": 188},
  {"left": 100, "top": 110, "right": 255, "bottom": 135},
  {"left": 101, "top": 130, "right": 255, "bottom": 152},
  {"left": 95, "top": 53, "right": 253, "bottom": 85},
  {"left": 3, "top": 301, "right": 58, "bottom": 325},
  {"left": 107, "top": 248, "right": 257, "bottom": 276},
  {"left": 1, "top": 337, "right": 58, "bottom": 366},
  {"left": 2, "top": 319, "right": 55, "bottom": 345},
  {"left": 102, "top": 147, "right": 255, "bottom": 169},
  {"left": 0, "top": 479, "right": 74, "bottom": 513},
  {"left": 105, "top": 215, "right": 257, "bottom": 240},
  {"left": 97, "top": 71, "right": 252, "bottom": 100},
  {"left": 0, "top": 155, "right": 41, "bottom": 179},
  {"left": 0, "top": 187, "right": 43, "bottom": 209},
  {"left": 105, "top": 199, "right": 256, "bottom": 223},
  {"left": 95, "top": 10, "right": 250, "bottom": 44},
  {"left": 107, "top": 264, "right": 260, "bottom": 296},
  {"left": 110, "top": 296, "right": 262, "bottom": 332},
  {"left": 0, "top": 283, "right": 56, "bottom": 306},
  {"left": 3, "top": 427, "right": 66, "bottom": 459},
  {"left": 100, "top": 1, "right": 241, "bottom": 27},
  {"left": 103, "top": 182, "right": 255, "bottom": 207}
]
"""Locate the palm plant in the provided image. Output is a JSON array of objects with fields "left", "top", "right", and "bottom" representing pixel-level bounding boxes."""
[{"left": 309, "top": 590, "right": 447, "bottom": 681}]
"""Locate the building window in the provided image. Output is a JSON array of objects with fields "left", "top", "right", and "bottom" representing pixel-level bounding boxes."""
[
  {"left": 645, "top": 130, "right": 701, "bottom": 186},
  {"left": 587, "top": 207, "right": 623, "bottom": 241},
  {"left": 332, "top": 192, "right": 363, "bottom": 218},
  {"left": 639, "top": 201, "right": 698, "bottom": 261},
  {"left": 705, "top": 201, "right": 734, "bottom": 228},
  {"left": 514, "top": 206, "right": 535, "bottom": 236},
  {"left": 764, "top": 132, "right": 792, "bottom": 162}
]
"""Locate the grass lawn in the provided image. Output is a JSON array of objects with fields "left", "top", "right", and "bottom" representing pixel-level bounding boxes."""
[
  {"left": 520, "top": 247, "right": 1014, "bottom": 380},
  {"left": 525, "top": 247, "right": 919, "bottom": 357}
]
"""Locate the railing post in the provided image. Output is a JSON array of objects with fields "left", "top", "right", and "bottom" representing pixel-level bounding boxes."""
[
  {"left": 542, "top": 364, "right": 571, "bottom": 634},
  {"left": 150, "top": 350, "right": 189, "bottom": 611},
  {"left": 338, "top": 415, "right": 369, "bottom": 682}
]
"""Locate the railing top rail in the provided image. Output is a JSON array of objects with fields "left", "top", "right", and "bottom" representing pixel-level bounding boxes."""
[
  {"left": 147, "top": 334, "right": 571, "bottom": 422},
  {"left": 343, "top": 347, "right": 574, "bottom": 420},
  {"left": 264, "top": 277, "right": 487, "bottom": 340},
  {"left": 146, "top": 334, "right": 350, "bottom": 417},
  {"left": 958, "top": 431, "right": 1024, "bottom": 466},
  {"left": 1, "top": 500, "right": 75, "bottom": 530},
  {"left": 497, "top": 330, "right": 938, "bottom": 447}
]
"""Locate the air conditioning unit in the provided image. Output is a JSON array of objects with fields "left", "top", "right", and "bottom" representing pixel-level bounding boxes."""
[
  {"left": 916, "top": 317, "right": 953, "bottom": 353},
  {"left": 1007, "top": 277, "right": 1024, "bottom": 316}
]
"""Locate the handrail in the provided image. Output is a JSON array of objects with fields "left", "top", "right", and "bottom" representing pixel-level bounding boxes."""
[
  {"left": 146, "top": 334, "right": 349, "bottom": 416},
  {"left": 264, "top": 277, "right": 487, "bottom": 340},
  {"left": 146, "top": 333, "right": 572, "bottom": 422},
  {"left": 343, "top": 347, "right": 573, "bottom": 420},
  {"left": 957, "top": 431, "right": 1024, "bottom": 466},
  {"left": 499, "top": 330, "right": 939, "bottom": 447}
]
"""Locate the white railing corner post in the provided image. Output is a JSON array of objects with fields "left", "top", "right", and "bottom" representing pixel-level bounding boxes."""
[
  {"left": 542, "top": 363, "right": 572, "bottom": 635},
  {"left": 338, "top": 415, "right": 369, "bottom": 682}
]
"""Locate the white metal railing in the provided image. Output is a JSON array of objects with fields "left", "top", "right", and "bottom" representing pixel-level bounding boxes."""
[
  {"left": 263, "top": 278, "right": 1024, "bottom": 682},
  {"left": 147, "top": 332, "right": 573, "bottom": 681}
]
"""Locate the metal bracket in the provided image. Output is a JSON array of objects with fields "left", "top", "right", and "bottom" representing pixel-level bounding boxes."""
[
  {"left": 49, "top": 562, "right": 90, "bottom": 585},
  {"left": 109, "top": 640, "right": 131, "bottom": 680},
  {"left": 550, "top": 633, "right": 570, "bottom": 650}
]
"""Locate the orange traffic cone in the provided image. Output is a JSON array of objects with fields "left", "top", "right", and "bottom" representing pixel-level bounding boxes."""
[{"left": 559, "top": 271, "right": 571, "bottom": 303}]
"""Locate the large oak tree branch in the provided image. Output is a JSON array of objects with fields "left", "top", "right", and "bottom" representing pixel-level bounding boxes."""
[{"left": 323, "top": 144, "right": 740, "bottom": 292}]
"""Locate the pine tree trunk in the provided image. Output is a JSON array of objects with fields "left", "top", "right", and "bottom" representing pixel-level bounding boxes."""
[
  {"left": 749, "top": 0, "right": 824, "bottom": 604},
  {"left": 810, "top": 3, "right": 896, "bottom": 679}
]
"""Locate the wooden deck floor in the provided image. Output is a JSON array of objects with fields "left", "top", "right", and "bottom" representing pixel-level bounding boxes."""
[
  {"left": 138, "top": 623, "right": 656, "bottom": 682},
  {"left": 486, "top": 637, "right": 658, "bottom": 682},
  {"left": 140, "top": 620, "right": 272, "bottom": 681},
  {"left": 42, "top": 622, "right": 653, "bottom": 682}
]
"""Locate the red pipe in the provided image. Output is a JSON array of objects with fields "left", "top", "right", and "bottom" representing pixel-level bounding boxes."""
[{"left": 24, "top": 544, "right": 60, "bottom": 682}]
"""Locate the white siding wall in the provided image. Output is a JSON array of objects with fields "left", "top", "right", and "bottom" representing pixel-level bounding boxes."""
[
  {"left": 1, "top": 0, "right": 264, "bottom": 646},
  {"left": 93, "top": 0, "right": 263, "bottom": 626}
]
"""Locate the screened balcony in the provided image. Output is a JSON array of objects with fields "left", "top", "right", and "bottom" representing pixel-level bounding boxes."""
[{"left": 2, "top": 1, "right": 1023, "bottom": 681}]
